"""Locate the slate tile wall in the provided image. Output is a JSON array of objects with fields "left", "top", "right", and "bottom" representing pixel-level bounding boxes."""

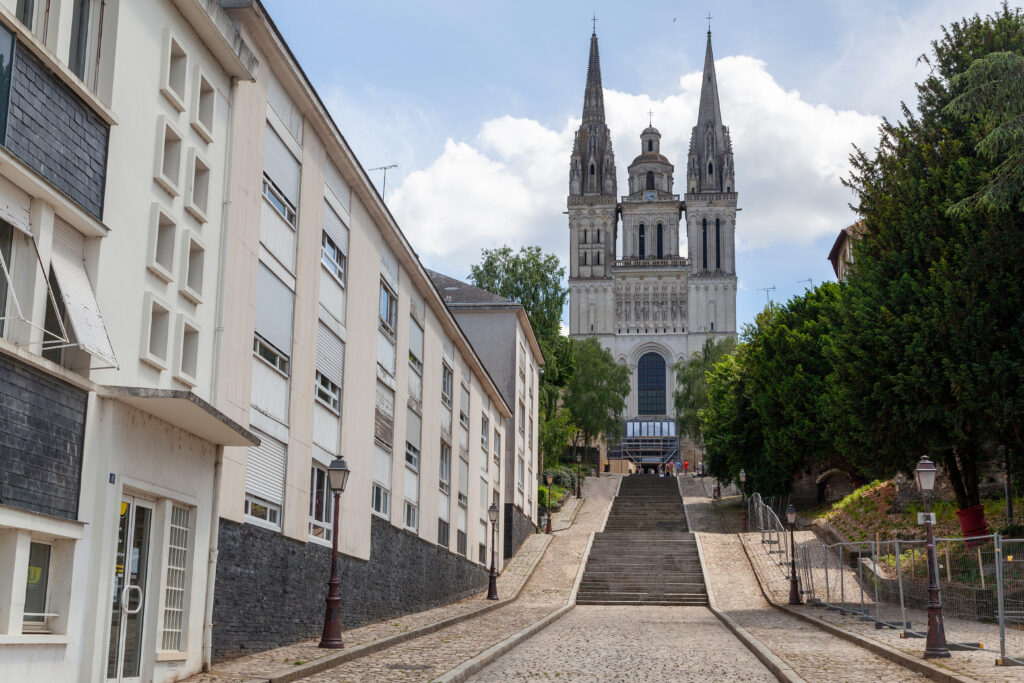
[
  {"left": 6, "top": 43, "right": 109, "bottom": 219},
  {"left": 213, "top": 514, "right": 488, "bottom": 660},
  {"left": 0, "top": 353, "right": 87, "bottom": 519}
]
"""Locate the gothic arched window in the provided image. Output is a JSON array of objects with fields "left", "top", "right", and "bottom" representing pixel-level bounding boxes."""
[
  {"left": 638, "top": 225, "right": 646, "bottom": 259},
  {"left": 590, "top": 164, "right": 595, "bottom": 176},
  {"left": 582, "top": 230, "right": 587, "bottom": 244},
  {"left": 715, "top": 219, "right": 721, "bottom": 270},
  {"left": 595, "top": 251, "right": 601, "bottom": 265},
  {"left": 637, "top": 352, "right": 667, "bottom": 415},
  {"left": 702, "top": 218, "right": 708, "bottom": 270},
  {"left": 646, "top": 171, "right": 654, "bottom": 190},
  {"left": 656, "top": 224, "right": 664, "bottom": 259},
  {"left": 708, "top": 162, "right": 714, "bottom": 176},
  {"left": 582, "top": 251, "right": 587, "bottom": 265}
]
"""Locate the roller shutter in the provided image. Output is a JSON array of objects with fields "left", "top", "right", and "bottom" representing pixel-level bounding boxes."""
[
  {"left": 255, "top": 263, "right": 294, "bottom": 355},
  {"left": 246, "top": 430, "right": 286, "bottom": 504}
]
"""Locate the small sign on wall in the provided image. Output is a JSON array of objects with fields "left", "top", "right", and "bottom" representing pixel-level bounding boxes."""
[{"left": 917, "top": 512, "right": 936, "bottom": 525}]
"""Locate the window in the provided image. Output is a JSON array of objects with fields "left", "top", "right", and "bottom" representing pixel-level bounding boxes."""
[
  {"left": 441, "top": 363, "right": 454, "bottom": 409},
  {"left": 589, "top": 164, "right": 594, "bottom": 176},
  {"left": 657, "top": 224, "right": 664, "bottom": 259},
  {"left": 457, "top": 530, "right": 467, "bottom": 556},
  {"left": 374, "top": 382, "right": 395, "bottom": 447},
  {"left": 161, "top": 506, "right": 190, "bottom": 651},
  {"left": 142, "top": 293, "right": 171, "bottom": 370},
  {"left": 528, "top": 416, "right": 533, "bottom": 451},
  {"left": 481, "top": 415, "right": 489, "bottom": 452},
  {"left": 315, "top": 371, "right": 341, "bottom": 413},
  {"left": 160, "top": 31, "right": 188, "bottom": 112},
  {"left": 437, "top": 519, "right": 449, "bottom": 547},
  {"left": 322, "top": 231, "right": 346, "bottom": 284},
  {"left": 371, "top": 484, "right": 390, "bottom": 516},
  {"left": 404, "top": 501, "right": 418, "bottom": 530},
  {"left": 648, "top": 139, "right": 653, "bottom": 152},
  {"left": 22, "top": 541, "right": 52, "bottom": 632},
  {"left": 68, "top": 0, "right": 92, "bottom": 81},
  {"left": 637, "top": 352, "right": 667, "bottom": 415},
  {"left": 191, "top": 68, "right": 216, "bottom": 143},
  {"left": 263, "top": 176, "right": 297, "bottom": 227},
  {"left": 715, "top": 218, "right": 721, "bottom": 269},
  {"left": 493, "top": 429, "right": 501, "bottom": 461},
  {"left": 439, "top": 442, "right": 451, "bottom": 493},
  {"left": 459, "top": 387, "right": 470, "bottom": 430},
  {"left": 406, "top": 409, "right": 421, "bottom": 470},
  {"left": 16, "top": 1, "right": 35, "bottom": 29},
  {"left": 180, "top": 232, "right": 205, "bottom": 303},
  {"left": 708, "top": 162, "right": 714, "bottom": 176},
  {"left": 458, "top": 456, "right": 469, "bottom": 507},
  {"left": 146, "top": 205, "right": 177, "bottom": 283},
  {"left": 702, "top": 218, "right": 708, "bottom": 270},
  {"left": 244, "top": 495, "right": 281, "bottom": 525},
  {"left": 646, "top": 171, "right": 654, "bottom": 190},
  {"left": 639, "top": 225, "right": 646, "bottom": 259},
  {"left": 185, "top": 150, "right": 210, "bottom": 223},
  {"left": 174, "top": 315, "right": 200, "bottom": 386},
  {"left": 595, "top": 251, "right": 600, "bottom": 265},
  {"left": 518, "top": 402, "right": 525, "bottom": 435},
  {"left": 479, "top": 542, "right": 487, "bottom": 564},
  {"left": 309, "top": 466, "right": 333, "bottom": 541},
  {"left": 409, "top": 318, "right": 424, "bottom": 375},
  {"left": 155, "top": 118, "right": 183, "bottom": 196},
  {"left": 254, "top": 335, "right": 289, "bottom": 376},
  {"left": 581, "top": 251, "right": 586, "bottom": 266},
  {"left": 517, "top": 457, "right": 525, "bottom": 491},
  {"left": 0, "top": 220, "right": 13, "bottom": 336},
  {"left": 379, "top": 281, "right": 397, "bottom": 336}
]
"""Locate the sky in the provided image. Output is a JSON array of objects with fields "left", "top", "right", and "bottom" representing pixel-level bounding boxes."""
[{"left": 262, "top": 0, "right": 1005, "bottom": 330}]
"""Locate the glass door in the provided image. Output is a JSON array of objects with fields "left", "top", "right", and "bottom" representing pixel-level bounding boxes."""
[{"left": 106, "top": 496, "right": 153, "bottom": 682}]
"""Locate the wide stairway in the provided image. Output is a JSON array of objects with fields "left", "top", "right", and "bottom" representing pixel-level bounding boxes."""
[{"left": 576, "top": 474, "right": 708, "bottom": 606}]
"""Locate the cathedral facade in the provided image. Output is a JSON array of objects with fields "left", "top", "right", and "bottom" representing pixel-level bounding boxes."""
[{"left": 568, "top": 29, "right": 737, "bottom": 445}]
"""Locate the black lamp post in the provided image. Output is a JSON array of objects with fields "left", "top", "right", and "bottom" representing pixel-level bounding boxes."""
[
  {"left": 319, "top": 455, "right": 350, "bottom": 648},
  {"left": 545, "top": 472, "right": 553, "bottom": 534},
  {"left": 739, "top": 469, "right": 748, "bottom": 533},
  {"left": 575, "top": 453, "right": 582, "bottom": 499},
  {"left": 487, "top": 503, "right": 499, "bottom": 600},
  {"left": 916, "top": 455, "right": 950, "bottom": 658},
  {"left": 786, "top": 503, "right": 801, "bottom": 605}
]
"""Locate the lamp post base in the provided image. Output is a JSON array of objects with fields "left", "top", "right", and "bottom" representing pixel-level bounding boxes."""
[{"left": 487, "top": 569, "right": 499, "bottom": 600}]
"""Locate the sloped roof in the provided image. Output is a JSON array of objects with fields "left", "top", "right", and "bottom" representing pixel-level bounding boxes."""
[{"left": 427, "top": 270, "right": 517, "bottom": 307}]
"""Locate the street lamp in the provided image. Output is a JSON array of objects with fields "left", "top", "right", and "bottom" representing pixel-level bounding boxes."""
[
  {"left": 487, "top": 503, "right": 499, "bottom": 600},
  {"left": 545, "top": 472, "right": 554, "bottom": 534},
  {"left": 739, "top": 469, "right": 748, "bottom": 532},
  {"left": 915, "top": 455, "right": 950, "bottom": 658},
  {"left": 786, "top": 504, "right": 801, "bottom": 605},
  {"left": 575, "top": 453, "right": 582, "bottom": 498},
  {"left": 319, "top": 455, "right": 350, "bottom": 648}
]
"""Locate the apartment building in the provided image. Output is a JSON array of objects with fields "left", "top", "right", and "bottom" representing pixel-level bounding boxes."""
[
  {"left": 428, "top": 271, "right": 543, "bottom": 561},
  {"left": 0, "top": 1, "right": 260, "bottom": 682}
]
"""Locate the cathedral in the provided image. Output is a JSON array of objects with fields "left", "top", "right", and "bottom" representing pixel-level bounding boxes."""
[{"left": 567, "top": 28, "right": 738, "bottom": 467}]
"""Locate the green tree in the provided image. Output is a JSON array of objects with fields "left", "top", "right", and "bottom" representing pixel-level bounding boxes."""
[
  {"left": 673, "top": 336, "right": 736, "bottom": 450},
  {"left": 701, "top": 345, "right": 765, "bottom": 489},
  {"left": 833, "top": 5, "right": 1024, "bottom": 512},
  {"left": 468, "top": 245, "right": 567, "bottom": 343},
  {"left": 562, "top": 338, "right": 630, "bottom": 471}
]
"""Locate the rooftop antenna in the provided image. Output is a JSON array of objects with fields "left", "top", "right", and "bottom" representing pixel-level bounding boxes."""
[
  {"left": 798, "top": 277, "right": 813, "bottom": 289},
  {"left": 756, "top": 285, "right": 776, "bottom": 306},
  {"left": 368, "top": 164, "right": 399, "bottom": 197}
]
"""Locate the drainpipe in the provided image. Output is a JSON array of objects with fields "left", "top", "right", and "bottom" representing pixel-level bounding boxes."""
[
  {"left": 203, "top": 447, "right": 224, "bottom": 671},
  {"left": 204, "top": 74, "right": 239, "bottom": 672}
]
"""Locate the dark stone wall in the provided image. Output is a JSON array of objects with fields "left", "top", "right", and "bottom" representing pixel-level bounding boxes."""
[
  {"left": 6, "top": 43, "right": 108, "bottom": 218},
  {"left": 503, "top": 503, "right": 535, "bottom": 559},
  {"left": 213, "top": 514, "right": 487, "bottom": 660},
  {"left": 0, "top": 353, "right": 87, "bottom": 519}
]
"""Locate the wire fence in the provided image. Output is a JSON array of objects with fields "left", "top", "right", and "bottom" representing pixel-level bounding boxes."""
[{"left": 747, "top": 493, "right": 1024, "bottom": 667}]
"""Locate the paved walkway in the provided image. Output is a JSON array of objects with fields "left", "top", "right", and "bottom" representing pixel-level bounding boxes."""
[
  {"left": 744, "top": 530, "right": 1018, "bottom": 682},
  {"left": 681, "top": 476, "right": 926, "bottom": 682},
  {"left": 469, "top": 605, "right": 775, "bottom": 682},
  {"left": 296, "top": 475, "right": 621, "bottom": 681},
  {"left": 188, "top": 515, "right": 554, "bottom": 682}
]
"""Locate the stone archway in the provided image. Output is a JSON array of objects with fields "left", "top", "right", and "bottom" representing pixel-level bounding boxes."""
[{"left": 815, "top": 468, "right": 854, "bottom": 504}]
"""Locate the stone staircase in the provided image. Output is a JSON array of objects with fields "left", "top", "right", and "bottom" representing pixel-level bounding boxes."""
[{"left": 576, "top": 475, "right": 708, "bottom": 606}]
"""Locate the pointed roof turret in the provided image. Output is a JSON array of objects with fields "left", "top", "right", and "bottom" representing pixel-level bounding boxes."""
[
  {"left": 696, "top": 31, "right": 723, "bottom": 136},
  {"left": 687, "top": 30, "right": 734, "bottom": 194},
  {"left": 582, "top": 32, "right": 605, "bottom": 124}
]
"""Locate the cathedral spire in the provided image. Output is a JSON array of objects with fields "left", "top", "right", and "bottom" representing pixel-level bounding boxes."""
[
  {"left": 582, "top": 31, "right": 605, "bottom": 124},
  {"left": 687, "top": 30, "right": 734, "bottom": 194},
  {"left": 696, "top": 31, "right": 723, "bottom": 145}
]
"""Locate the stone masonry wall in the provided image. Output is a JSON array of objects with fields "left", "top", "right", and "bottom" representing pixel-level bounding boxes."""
[
  {"left": 504, "top": 503, "right": 535, "bottom": 560},
  {"left": 213, "top": 514, "right": 487, "bottom": 660},
  {"left": 6, "top": 41, "right": 109, "bottom": 218},
  {"left": 0, "top": 352, "right": 87, "bottom": 519}
]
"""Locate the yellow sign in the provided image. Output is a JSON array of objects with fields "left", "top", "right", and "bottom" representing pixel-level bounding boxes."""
[
  {"left": 120, "top": 502, "right": 128, "bottom": 516},
  {"left": 27, "top": 566, "right": 42, "bottom": 585}
]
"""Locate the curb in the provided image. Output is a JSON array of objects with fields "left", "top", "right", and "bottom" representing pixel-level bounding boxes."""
[
  {"left": 239, "top": 535, "right": 553, "bottom": 683},
  {"left": 434, "top": 531, "right": 596, "bottom": 683},
  {"left": 552, "top": 495, "right": 585, "bottom": 532},
  {"left": 678, "top": 477, "right": 805, "bottom": 683},
  {"left": 736, "top": 534, "right": 981, "bottom": 683}
]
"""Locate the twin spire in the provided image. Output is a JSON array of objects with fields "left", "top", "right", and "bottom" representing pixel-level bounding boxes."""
[{"left": 572, "top": 24, "right": 732, "bottom": 196}]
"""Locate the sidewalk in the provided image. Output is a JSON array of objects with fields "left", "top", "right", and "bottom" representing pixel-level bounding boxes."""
[
  {"left": 742, "top": 531, "right": 1017, "bottom": 682},
  {"left": 186, "top": 477, "right": 613, "bottom": 683}
]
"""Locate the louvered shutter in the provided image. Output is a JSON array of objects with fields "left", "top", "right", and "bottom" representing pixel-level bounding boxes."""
[
  {"left": 405, "top": 468, "right": 419, "bottom": 505},
  {"left": 406, "top": 409, "right": 421, "bottom": 452},
  {"left": 322, "top": 201, "right": 348, "bottom": 254},
  {"left": 380, "top": 241, "right": 398, "bottom": 288},
  {"left": 373, "top": 443, "right": 392, "bottom": 488},
  {"left": 246, "top": 431, "right": 286, "bottom": 504},
  {"left": 324, "top": 162, "right": 351, "bottom": 212},
  {"left": 409, "top": 319, "right": 424, "bottom": 361},
  {"left": 264, "top": 123, "right": 300, "bottom": 206},
  {"left": 316, "top": 322, "right": 344, "bottom": 386},
  {"left": 374, "top": 382, "right": 394, "bottom": 447},
  {"left": 255, "top": 263, "right": 294, "bottom": 355}
]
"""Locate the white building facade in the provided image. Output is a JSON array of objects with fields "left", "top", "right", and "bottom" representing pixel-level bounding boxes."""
[{"left": 568, "top": 29, "right": 737, "bottom": 464}]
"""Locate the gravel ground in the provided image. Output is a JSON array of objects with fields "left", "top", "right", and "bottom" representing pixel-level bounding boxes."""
[{"left": 469, "top": 605, "right": 776, "bottom": 682}]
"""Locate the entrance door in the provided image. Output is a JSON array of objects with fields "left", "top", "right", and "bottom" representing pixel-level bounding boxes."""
[{"left": 106, "top": 496, "right": 154, "bottom": 682}]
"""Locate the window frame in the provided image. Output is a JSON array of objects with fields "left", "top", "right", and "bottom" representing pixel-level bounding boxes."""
[
  {"left": 253, "top": 334, "right": 290, "bottom": 377},
  {"left": 371, "top": 483, "right": 391, "bottom": 518},
  {"left": 378, "top": 280, "right": 398, "bottom": 337},
  {"left": 314, "top": 369, "right": 341, "bottom": 414},
  {"left": 439, "top": 441, "right": 451, "bottom": 493},
  {"left": 309, "top": 465, "right": 334, "bottom": 542},
  {"left": 441, "top": 362, "right": 454, "bottom": 409},
  {"left": 22, "top": 541, "right": 53, "bottom": 633},
  {"left": 403, "top": 500, "right": 418, "bottom": 531},
  {"left": 263, "top": 175, "right": 297, "bottom": 227},
  {"left": 321, "top": 230, "right": 347, "bottom": 286},
  {"left": 244, "top": 494, "right": 282, "bottom": 529}
]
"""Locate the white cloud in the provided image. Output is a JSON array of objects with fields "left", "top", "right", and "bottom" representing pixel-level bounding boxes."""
[{"left": 388, "top": 53, "right": 882, "bottom": 278}]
